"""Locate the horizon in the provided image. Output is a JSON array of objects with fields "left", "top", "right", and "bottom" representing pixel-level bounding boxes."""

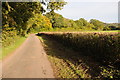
[{"left": 55, "top": 1, "right": 119, "bottom": 23}]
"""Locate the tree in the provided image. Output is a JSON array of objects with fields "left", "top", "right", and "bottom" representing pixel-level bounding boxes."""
[
  {"left": 45, "top": 12, "right": 78, "bottom": 29},
  {"left": 45, "top": 12, "right": 64, "bottom": 28},
  {"left": 2, "top": 2, "right": 46, "bottom": 46},
  {"left": 79, "top": 18, "right": 88, "bottom": 26},
  {"left": 27, "top": 14, "right": 52, "bottom": 32},
  {"left": 90, "top": 19, "right": 105, "bottom": 30},
  {"left": 2, "top": 2, "right": 45, "bottom": 36},
  {"left": 75, "top": 18, "right": 95, "bottom": 30},
  {"left": 47, "top": 0, "right": 67, "bottom": 12},
  {"left": 45, "top": 0, "right": 67, "bottom": 29}
]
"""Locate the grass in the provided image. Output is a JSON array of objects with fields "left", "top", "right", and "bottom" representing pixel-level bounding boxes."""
[
  {"left": 0, "top": 36, "right": 26, "bottom": 60},
  {"left": 37, "top": 35, "right": 97, "bottom": 78},
  {"left": 37, "top": 33, "right": 119, "bottom": 78},
  {"left": 42, "top": 28, "right": 120, "bottom": 33}
]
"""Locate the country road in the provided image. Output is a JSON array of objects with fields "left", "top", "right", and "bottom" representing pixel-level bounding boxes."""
[{"left": 2, "top": 34, "right": 54, "bottom": 78}]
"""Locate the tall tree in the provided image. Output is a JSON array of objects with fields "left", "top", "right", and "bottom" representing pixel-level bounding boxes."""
[
  {"left": 90, "top": 19, "right": 105, "bottom": 30},
  {"left": 2, "top": 2, "right": 45, "bottom": 36},
  {"left": 47, "top": 0, "right": 67, "bottom": 12},
  {"left": 45, "top": 0, "right": 66, "bottom": 28}
]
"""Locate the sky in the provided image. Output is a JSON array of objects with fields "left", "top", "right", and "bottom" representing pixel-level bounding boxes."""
[{"left": 55, "top": 0, "right": 119, "bottom": 23}]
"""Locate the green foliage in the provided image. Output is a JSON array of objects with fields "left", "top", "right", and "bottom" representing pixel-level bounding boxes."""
[
  {"left": 2, "top": 30, "right": 17, "bottom": 47},
  {"left": 2, "top": 2, "right": 46, "bottom": 47},
  {"left": 1, "top": 36, "right": 26, "bottom": 59},
  {"left": 47, "top": 0, "right": 67, "bottom": 12},
  {"left": 45, "top": 12, "right": 78, "bottom": 29},
  {"left": 2, "top": 2, "right": 44, "bottom": 36},
  {"left": 45, "top": 12, "right": 64, "bottom": 28},
  {"left": 27, "top": 14, "right": 52, "bottom": 33},
  {"left": 75, "top": 18, "right": 95, "bottom": 30},
  {"left": 103, "top": 26, "right": 111, "bottom": 31},
  {"left": 90, "top": 19, "right": 105, "bottom": 30},
  {"left": 46, "top": 12, "right": 99, "bottom": 30},
  {"left": 79, "top": 18, "right": 88, "bottom": 26},
  {"left": 104, "top": 23, "right": 120, "bottom": 30}
]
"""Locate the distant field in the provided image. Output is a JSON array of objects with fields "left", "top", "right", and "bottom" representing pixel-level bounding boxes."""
[
  {"left": 45, "top": 29, "right": 120, "bottom": 33},
  {"left": 39, "top": 30, "right": 119, "bottom": 35},
  {"left": 40, "top": 30, "right": 119, "bottom": 34}
]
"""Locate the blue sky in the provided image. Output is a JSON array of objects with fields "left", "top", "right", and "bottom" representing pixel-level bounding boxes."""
[{"left": 55, "top": 0, "right": 119, "bottom": 23}]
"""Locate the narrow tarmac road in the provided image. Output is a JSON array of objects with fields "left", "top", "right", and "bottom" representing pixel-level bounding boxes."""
[{"left": 2, "top": 34, "right": 54, "bottom": 78}]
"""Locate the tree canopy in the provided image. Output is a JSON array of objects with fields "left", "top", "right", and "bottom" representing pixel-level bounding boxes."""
[
  {"left": 89, "top": 19, "right": 105, "bottom": 30},
  {"left": 47, "top": 0, "right": 67, "bottom": 12}
]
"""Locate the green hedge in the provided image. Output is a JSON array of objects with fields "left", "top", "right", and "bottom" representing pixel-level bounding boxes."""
[{"left": 40, "top": 32, "right": 120, "bottom": 67}]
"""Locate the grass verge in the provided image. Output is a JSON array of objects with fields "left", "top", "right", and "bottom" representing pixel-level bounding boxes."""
[
  {"left": 38, "top": 34, "right": 119, "bottom": 78},
  {"left": 38, "top": 35, "right": 94, "bottom": 78},
  {"left": 0, "top": 36, "right": 26, "bottom": 60}
]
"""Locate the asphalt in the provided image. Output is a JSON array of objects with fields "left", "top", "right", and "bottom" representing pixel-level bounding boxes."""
[{"left": 2, "top": 34, "right": 54, "bottom": 78}]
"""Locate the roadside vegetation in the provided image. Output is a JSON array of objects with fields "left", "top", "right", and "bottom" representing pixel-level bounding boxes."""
[
  {"left": 2, "top": 0, "right": 120, "bottom": 78},
  {"left": 38, "top": 35, "right": 91, "bottom": 78},
  {"left": 1, "top": 36, "right": 26, "bottom": 60},
  {"left": 38, "top": 32, "right": 120, "bottom": 78}
]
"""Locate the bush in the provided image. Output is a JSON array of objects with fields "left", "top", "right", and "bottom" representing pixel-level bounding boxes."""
[
  {"left": 41, "top": 32, "right": 120, "bottom": 66},
  {"left": 39, "top": 32, "right": 120, "bottom": 78}
]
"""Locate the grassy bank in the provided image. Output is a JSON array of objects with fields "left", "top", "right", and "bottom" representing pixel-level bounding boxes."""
[
  {"left": 37, "top": 32, "right": 120, "bottom": 78},
  {"left": 0, "top": 36, "right": 26, "bottom": 60},
  {"left": 40, "top": 32, "right": 119, "bottom": 63},
  {"left": 38, "top": 35, "right": 91, "bottom": 78}
]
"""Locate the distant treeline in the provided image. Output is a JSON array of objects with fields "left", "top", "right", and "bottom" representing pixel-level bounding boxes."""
[
  {"left": 45, "top": 11, "right": 120, "bottom": 31},
  {"left": 105, "top": 23, "right": 120, "bottom": 30}
]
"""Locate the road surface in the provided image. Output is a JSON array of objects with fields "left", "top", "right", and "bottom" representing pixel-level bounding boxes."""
[{"left": 2, "top": 34, "right": 54, "bottom": 78}]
